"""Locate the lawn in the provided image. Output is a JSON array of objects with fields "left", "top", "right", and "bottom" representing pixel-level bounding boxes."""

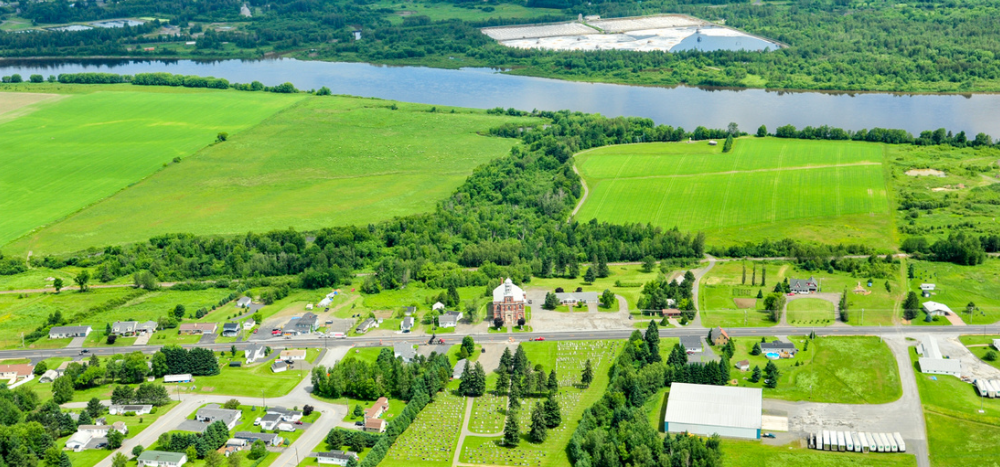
[
  {"left": 0, "top": 88, "right": 302, "bottom": 249},
  {"left": 370, "top": 0, "right": 561, "bottom": 24},
  {"left": 908, "top": 259, "right": 1000, "bottom": 325},
  {"left": 730, "top": 336, "right": 901, "bottom": 404},
  {"left": 573, "top": 138, "right": 893, "bottom": 248},
  {"left": 10, "top": 95, "right": 539, "bottom": 255},
  {"left": 721, "top": 440, "right": 916, "bottom": 467},
  {"left": 0, "top": 287, "right": 135, "bottom": 348},
  {"left": 787, "top": 298, "right": 835, "bottom": 326},
  {"left": 527, "top": 263, "right": 664, "bottom": 312},
  {"left": 170, "top": 354, "right": 306, "bottom": 397},
  {"left": 958, "top": 335, "right": 1000, "bottom": 371}
]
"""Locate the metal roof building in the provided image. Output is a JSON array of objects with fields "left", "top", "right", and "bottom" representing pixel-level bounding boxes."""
[{"left": 663, "top": 383, "right": 762, "bottom": 439}]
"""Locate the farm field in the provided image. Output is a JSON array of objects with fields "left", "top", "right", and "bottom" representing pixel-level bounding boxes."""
[
  {"left": 0, "top": 88, "right": 302, "bottom": 249},
  {"left": 573, "top": 138, "right": 893, "bottom": 248},
  {"left": 729, "top": 336, "right": 901, "bottom": 404},
  {"left": 9, "top": 95, "right": 539, "bottom": 255},
  {"left": 908, "top": 259, "right": 1000, "bottom": 325}
]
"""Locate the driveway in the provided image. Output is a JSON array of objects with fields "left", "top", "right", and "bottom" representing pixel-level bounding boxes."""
[
  {"left": 67, "top": 336, "right": 86, "bottom": 348},
  {"left": 689, "top": 256, "right": 716, "bottom": 328},
  {"left": 198, "top": 333, "right": 217, "bottom": 345},
  {"left": 762, "top": 336, "right": 928, "bottom": 467}
]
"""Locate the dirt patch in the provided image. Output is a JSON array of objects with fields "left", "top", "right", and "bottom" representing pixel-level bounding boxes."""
[
  {"left": 372, "top": 310, "right": 394, "bottom": 319},
  {"left": 733, "top": 298, "right": 757, "bottom": 309},
  {"left": 905, "top": 168, "right": 946, "bottom": 177},
  {"left": 0, "top": 92, "right": 61, "bottom": 117},
  {"left": 931, "top": 183, "right": 965, "bottom": 192},
  {"left": 397, "top": 10, "right": 416, "bottom": 16}
]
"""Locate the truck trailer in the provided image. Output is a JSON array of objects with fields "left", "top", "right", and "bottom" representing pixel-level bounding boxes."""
[
  {"left": 886, "top": 433, "right": 899, "bottom": 452},
  {"left": 845, "top": 432, "right": 854, "bottom": 452},
  {"left": 837, "top": 431, "right": 846, "bottom": 452},
  {"left": 976, "top": 379, "right": 990, "bottom": 398},
  {"left": 823, "top": 431, "right": 831, "bottom": 451},
  {"left": 893, "top": 432, "right": 906, "bottom": 452},
  {"left": 858, "top": 432, "right": 870, "bottom": 453}
]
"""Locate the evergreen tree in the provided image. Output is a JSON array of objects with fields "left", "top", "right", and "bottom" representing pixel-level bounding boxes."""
[
  {"left": 581, "top": 359, "right": 593, "bottom": 387},
  {"left": 761, "top": 267, "right": 766, "bottom": 287},
  {"left": 547, "top": 370, "right": 558, "bottom": 394},
  {"left": 597, "top": 252, "right": 610, "bottom": 278},
  {"left": 750, "top": 342, "right": 761, "bottom": 356},
  {"left": 58, "top": 453, "right": 71, "bottom": 467},
  {"left": 750, "top": 365, "right": 761, "bottom": 383},
  {"left": 112, "top": 453, "right": 127, "bottom": 467},
  {"left": 458, "top": 361, "right": 473, "bottom": 396},
  {"left": 667, "top": 343, "right": 688, "bottom": 366},
  {"left": 461, "top": 336, "right": 475, "bottom": 356},
  {"left": 107, "top": 429, "right": 125, "bottom": 449},
  {"left": 751, "top": 264, "right": 756, "bottom": 286},
  {"left": 529, "top": 402, "right": 547, "bottom": 443},
  {"left": 86, "top": 397, "right": 104, "bottom": 417},
  {"left": 78, "top": 410, "right": 92, "bottom": 426},
  {"left": 543, "top": 292, "right": 559, "bottom": 310},
  {"left": 503, "top": 407, "right": 520, "bottom": 446},
  {"left": 499, "top": 347, "right": 513, "bottom": 372},
  {"left": 471, "top": 362, "right": 487, "bottom": 397},
  {"left": 52, "top": 376, "right": 74, "bottom": 404},
  {"left": 495, "top": 371, "right": 510, "bottom": 395},
  {"left": 741, "top": 263, "right": 746, "bottom": 285},
  {"left": 764, "top": 361, "right": 780, "bottom": 388},
  {"left": 903, "top": 291, "right": 920, "bottom": 321},
  {"left": 447, "top": 285, "right": 460, "bottom": 307},
  {"left": 584, "top": 267, "right": 596, "bottom": 283},
  {"left": 543, "top": 396, "right": 561, "bottom": 428},
  {"left": 644, "top": 320, "right": 661, "bottom": 362},
  {"left": 513, "top": 346, "right": 529, "bottom": 375}
]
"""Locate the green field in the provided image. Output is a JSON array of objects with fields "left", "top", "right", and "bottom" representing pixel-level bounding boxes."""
[
  {"left": 574, "top": 138, "right": 893, "bottom": 247},
  {"left": 909, "top": 259, "right": 1000, "bottom": 325},
  {"left": 721, "top": 440, "right": 916, "bottom": 467},
  {"left": 8, "top": 93, "right": 536, "bottom": 255},
  {"left": 0, "top": 88, "right": 301, "bottom": 248},
  {"left": 786, "top": 298, "right": 836, "bottom": 326}
]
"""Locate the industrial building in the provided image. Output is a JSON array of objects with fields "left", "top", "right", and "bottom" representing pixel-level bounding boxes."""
[
  {"left": 917, "top": 334, "right": 962, "bottom": 377},
  {"left": 663, "top": 383, "right": 762, "bottom": 439}
]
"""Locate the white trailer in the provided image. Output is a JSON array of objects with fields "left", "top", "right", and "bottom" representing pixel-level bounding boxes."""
[
  {"left": 858, "top": 432, "right": 870, "bottom": 453},
  {"left": 837, "top": 431, "right": 846, "bottom": 452},
  {"left": 823, "top": 431, "right": 831, "bottom": 451},
  {"left": 851, "top": 432, "right": 862, "bottom": 452},
  {"left": 875, "top": 432, "right": 887, "bottom": 452},
  {"left": 976, "top": 379, "right": 989, "bottom": 397},
  {"left": 893, "top": 432, "right": 906, "bottom": 453},
  {"left": 866, "top": 432, "right": 878, "bottom": 452},
  {"left": 992, "top": 380, "right": 1000, "bottom": 398},
  {"left": 886, "top": 433, "right": 898, "bottom": 452},
  {"left": 985, "top": 380, "right": 999, "bottom": 398},
  {"left": 845, "top": 432, "right": 854, "bottom": 452}
]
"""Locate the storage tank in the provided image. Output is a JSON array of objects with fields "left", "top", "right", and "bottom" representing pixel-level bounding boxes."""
[
  {"left": 837, "top": 431, "right": 846, "bottom": 452},
  {"left": 858, "top": 432, "right": 870, "bottom": 453},
  {"left": 845, "top": 432, "right": 854, "bottom": 452},
  {"left": 893, "top": 432, "right": 906, "bottom": 453},
  {"left": 886, "top": 432, "right": 898, "bottom": 452}
]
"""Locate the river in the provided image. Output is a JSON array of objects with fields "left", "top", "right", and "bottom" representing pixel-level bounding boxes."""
[{"left": 2, "top": 58, "right": 998, "bottom": 136}]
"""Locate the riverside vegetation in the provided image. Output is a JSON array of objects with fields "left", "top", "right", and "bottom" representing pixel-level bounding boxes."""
[{"left": 2, "top": 0, "right": 1000, "bottom": 93}]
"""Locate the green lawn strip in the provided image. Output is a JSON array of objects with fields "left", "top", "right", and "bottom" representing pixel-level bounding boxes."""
[
  {"left": 643, "top": 387, "right": 669, "bottom": 431},
  {"left": 786, "top": 298, "right": 835, "bottom": 326},
  {"left": 0, "top": 267, "right": 78, "bottom": 291},
  {"left": 721, "top": 439, "right": 917, "bottom": 467},
  {"left": 175, "top": 355, "right": 306, "bottom": 397},
  {"left": 924, "top": 412, "right": 1000, "bottom": 467},
  {"left": 11, "top": 95, "right": 538, "bottom": 255},
  {"left": 729, "top": 336, "right": 901, "bottom": 404},
  {"left": 958, "top": 335, "right": 1000, "bottom": 371}
]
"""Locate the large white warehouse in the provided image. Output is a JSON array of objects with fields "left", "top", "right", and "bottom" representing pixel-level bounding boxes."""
[{"left": 663, "top": 383, "right": 762, "bottom": 439}]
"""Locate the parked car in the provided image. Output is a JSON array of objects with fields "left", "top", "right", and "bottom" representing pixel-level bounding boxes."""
[
  {"left": 294, "top": 421, "right": 303, "bottom": 425},
  {"left": 763, "top": 433, "right": 776, "bottom": 439},
  {"left": 80, "top": 349, "right": 89, "bottom": 354},
  {"left": 534, "top": 337, "right": 546, "bottom": 341},
  {"left": 355, "top": 421, "right": 364, "bottom": 426}
]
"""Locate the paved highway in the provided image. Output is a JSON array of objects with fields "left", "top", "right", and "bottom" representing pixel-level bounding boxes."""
[{"left": 5, "top": 324, "right": 998, "bottom": 360}]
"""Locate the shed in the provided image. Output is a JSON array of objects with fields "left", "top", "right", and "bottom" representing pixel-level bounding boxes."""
[{"left": 663, "top": 383, "right": 762, "bottom": 439}]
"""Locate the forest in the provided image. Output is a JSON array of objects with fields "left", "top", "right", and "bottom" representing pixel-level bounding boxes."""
[{"left": 4, "top": 0, "right": 1000, "bottom": 92}]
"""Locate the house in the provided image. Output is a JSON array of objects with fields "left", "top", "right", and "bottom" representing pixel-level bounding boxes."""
[
  {"left": 554, "top": 292, "right": 600, "bottom": 305},
  {"left": 266, "top": 407, "right": 303, "bottom": 422},
  {"left": 355, "top": 318, "right": 377, "bottom": 334},
  {"left": 138, "top": 451, "right": 187, "bottom": 467},
  {"left": 492, "top": 278, "right": 526, "bottom": 323},
  {"left": 661, "top": 309, "right": 682, "bottom": 318},
  {"left": 788, "top": 277, "right": 818, "bottom": 294},
  {"left": 920, "top": 284, "right": 936, "bottom": 291},
  {"left": 0, "top": 364, "right": 35, "bottom": 382},
  {"left": 710, "top": 327, "right": 730, "bottom": 346},
  {"left": 243, "top": 319, "right": 256, "bottom": 331},
  {"left": 178, "top": 323, "right": 218, "bottom": 335},
  {"left": 453, "top": 359, "right": 468, "bottom": 379},
  {"left": 352, "top": 30, "right": 362, "bottom": 41},
  {"left": 438, "top": 311, "right": 462, "bottom": 328},
  {"left": 66, "top": 423, "right": 127, "bottom": 451},
  {"left": 993, "top": 339, "right": 1000, "bottom": 351},
  {"left": 271, "top": 361, "right": 288, "bottom": 373},
  {"left": 922, "top": 301, "right": 953, "bottom": 317},
  {"left": 236, "top": 297, "right": 252, "bottom": 308},
  {"left": 258, "top": 413, "right": 283, "bottom": 430},
  {"left": 401, "top": 317, "right": 414, "bottom": 332},
  {"left": 49, "top": 325, "right": 92, "bottom": 339},
  {"left": 164, "top": 374, "right": 194, "bottom": 383},
  {"left": 317, "top": 451, "right": 360, "bottom": 466},
  {"left": 234, "top": 432, "right": 282, "bottom": 446},
  {"left": 112, "top": 321, "right": 157, "bottom": 336},
  {"left": 196, "top": 405, "right": 242, "bottom": 430},
  {"left": 280, "top": 349, "right": 307, "bottom": 361},
  {"left": 245, "top": 343, "right": 266, "bottom": 364},
  {"left": 364, "top": 397, "right": 389, "bottom": 420},
  {"left": 432, "top": 302, "right": 445, "bottom": 311},
  {"left": 291, "top": 313, "right": 318, "bottom": 335},
  {"left": 219, "top": 438, "right": 247, "bottom": 457},
  {"left": 680, "top": 336, "right": 702, "bottom": 353},
  {"left": 364, "top": 417, "right": 386, "bottom": 433},
  {"left": 222, "top": 322, "right": 241, "bottom": 337},
  {"left": 109, "top": 405, "right": 152, "bottom": 415},
  {"left": 736, "top": 360, "right": 750, "bottom": 372},
  {"left": 760, "top": 340, "right": 798, "bottom": 358},
  {"left": 393, "top": 342, "right": 416, "bottom": 362},
  {"left": 403, "top": 306, "right": 416, "bottom": 316},
  {"left": 39, "top": 369, "right": 60, "bottom": 383}
]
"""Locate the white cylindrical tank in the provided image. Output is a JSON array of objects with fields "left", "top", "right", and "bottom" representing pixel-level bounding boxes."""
[{"left": 893, "top": 432, "right": 906, "bottom": 452}]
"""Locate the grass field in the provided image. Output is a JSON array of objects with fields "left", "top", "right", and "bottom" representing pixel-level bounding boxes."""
[
  {"left": 721, "top": 440, "right": 917, "bottom": 467},
  {"left": 730, "top": 336, "right": 901, "bottom": 404},
  {"left": 370, "top": 0, "right": 561, "bottom": 23},
  {"left": 787, "top": 298, "right": 835, "bottom": 326},
  {"left": 574, "top": 138, "right": 893, "bottom": 248},
  {"left": 0, "top": 287, "right": 135, "bottom": 349},
  {"left": 908, "top": 259, "right": 1000, "bottom": 325},
  {"left": 0, "top": 88, "right": 301, "bottom": 249},
  {"left": 9, "top": 94, "right": 537, "bottom": 255}
]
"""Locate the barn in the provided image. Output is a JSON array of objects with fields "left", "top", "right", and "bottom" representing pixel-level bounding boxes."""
[{"left": 663, "top": 383, "right": 762, "bottom": 439}]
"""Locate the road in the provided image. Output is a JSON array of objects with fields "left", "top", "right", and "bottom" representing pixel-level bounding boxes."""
[{"left": 7, "top": 324, "right": 1000, "bottom": 361}]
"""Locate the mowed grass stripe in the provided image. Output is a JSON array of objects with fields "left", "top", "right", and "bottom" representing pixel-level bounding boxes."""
[{"left": 0, "top": 90, "right": 302, "bottom": 247}]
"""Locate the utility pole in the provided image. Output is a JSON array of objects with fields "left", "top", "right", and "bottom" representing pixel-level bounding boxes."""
[{"left": 261, "top": 389, "right": 266, "bottom": 410}]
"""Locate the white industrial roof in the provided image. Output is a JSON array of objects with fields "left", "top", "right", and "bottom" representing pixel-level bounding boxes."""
[
  {"left": 493, "top": 278, "right": 525, "bottom": 302},
  {"left": 918, "top": 335, "right": 942, "bottom": 360},
  {"left": 922, "top": 301, "right": 952, "bottom": 314},
  {"left": 664, "top": 383, "right": 762, "bottom": 430},
  {"left": 919, "top": 357, "right": 962, "bottom": 374}
]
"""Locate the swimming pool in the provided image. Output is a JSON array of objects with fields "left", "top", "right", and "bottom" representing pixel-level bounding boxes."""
[{"left": 765, "top": 352, "right": 780, "bottom": 360}]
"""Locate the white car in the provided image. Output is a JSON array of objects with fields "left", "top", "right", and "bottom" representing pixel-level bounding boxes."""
[{"left": 253, "top": 417, "right": 262, "bottom": 426}]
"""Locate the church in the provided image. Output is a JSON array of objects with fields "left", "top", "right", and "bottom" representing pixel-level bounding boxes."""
[{"left": 492, "top": 278, "right": 525, "bottom": 323}]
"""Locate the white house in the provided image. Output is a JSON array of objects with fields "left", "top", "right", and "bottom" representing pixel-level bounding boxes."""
[
  {"left": 258, "top": 413, "right": 283, "bottom": 430},
  {"left": 195, "top": 405, "right": 242, "bottom": 430},
  {"left": 266, "top": 407, "right": 303, "bottom": 422},
  {"left": 401, "top": 317, "right": 414, "bottom": 332},
  {"left": 49, "top": 326, "right": 92, "bottom": 339},
  {"left": 920, "top": 284, "right": 936, "bottom": 291},
  {"left": 680, "top": 336, "right": 702, "bottom": 353},
  {"left": 243, "top": 319, "right": 256, "bottom": 331},
  {"left": 317, "top": 451, "right": 359, "bottom": 466},
  {"left": 234, "top": 432, "right": 282, "bottom": 446},
  {"left": 245, "top": 343, "right": 266, "bottom": 364},
  {"left": 236, "top": 297, "right": 252, "bottom": 308},
  {"left": 922, "top": 301, "right": 953, "bottom": 317},
  {"left": 280, "top": 349, "right": 307, "bottom": 361},
  {"left": 432, "top": 302, "right": 445, "bottom": 311},
  {"left": 271, "top": 361, "right": 288, "bottom": 373},
  {"left": 438, "top": 311, "right": 462, "bottom": 328},
  {"left": 138, "top": 451, "right": 187, "bottom": 467}
]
